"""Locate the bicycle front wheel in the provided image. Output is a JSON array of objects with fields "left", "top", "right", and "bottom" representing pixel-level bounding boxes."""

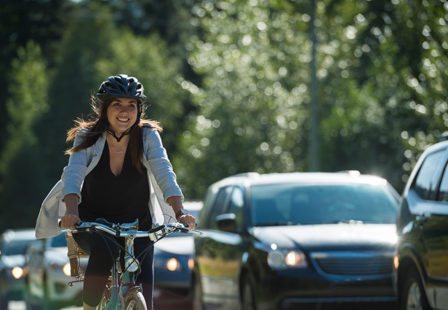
[
  {"left": 124, "top": 289, "right": 147, "bottom": 310},
  {"left": 97, "top": 287, "right": 123, "bottom": 310}
]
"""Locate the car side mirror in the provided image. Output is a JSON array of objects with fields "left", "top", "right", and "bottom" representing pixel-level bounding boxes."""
[{"left": 216, "top": 213, "right": 237, "bottom": 232}]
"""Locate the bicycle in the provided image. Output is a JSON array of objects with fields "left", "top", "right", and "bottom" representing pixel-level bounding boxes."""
[{"left": 60, "top": 219, "right": 193, "bottom": 310}]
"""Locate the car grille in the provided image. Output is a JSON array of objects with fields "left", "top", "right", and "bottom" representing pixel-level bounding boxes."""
[{"left": 311, "top": 251, "right": 393, "bottom": 276}]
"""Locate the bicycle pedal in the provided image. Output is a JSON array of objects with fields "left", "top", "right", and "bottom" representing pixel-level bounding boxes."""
[{"left": 68, "top": 279, "right": 84, "bottom": 286}]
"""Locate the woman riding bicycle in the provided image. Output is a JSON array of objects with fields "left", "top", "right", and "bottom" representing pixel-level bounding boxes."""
[{"left": 35, "top": 74, "right": 196, "bottom": 310}]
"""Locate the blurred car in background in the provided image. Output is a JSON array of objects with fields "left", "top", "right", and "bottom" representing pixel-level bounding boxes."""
[
  {"left": 153, "top": 201, "right": 203, "bottom": 310},
  {"left": 0, "top": 228, "right": 35, "bottom": 309},
  {"left": 24, "top": 232, "right": 87, "bottom": 310},
  {"left": 395, "top": 140, "right": 448, "bottom": 310},
  {"left": 193, "top": 172, "right": 400, "bottom": 310}
]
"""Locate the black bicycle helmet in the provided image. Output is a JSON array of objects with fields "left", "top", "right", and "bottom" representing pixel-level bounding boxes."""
[{"left": 97, "top": 74, "right": 147, "bottom": 103}]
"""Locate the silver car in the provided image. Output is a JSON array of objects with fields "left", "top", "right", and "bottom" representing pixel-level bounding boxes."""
[
  {"left": 0, "top": 228, "right": 35, "bottom": 309},
  {"left": 24, "top": 233, "right": 87, "bottom": 310}
]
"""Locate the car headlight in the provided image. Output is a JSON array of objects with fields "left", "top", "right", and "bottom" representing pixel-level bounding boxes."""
[
  {"left": 166, "top": 258, "right": 181, "bottom": 272},
  {"left": 50, "top": 262, "right": 72, "bottom": 277},
  {"left": 62, "top": 262, "right": 71, "bottom": 277},
  {"left": 267, "top": 249, "right": 307, "bottom": 270},
  {"left": 11, "top": 266, "right": 24, "bottom": 279},
  {"left": 393, "top": 250, "right": 399, "bottom": 270},
  {"left": 188, "top": 257, "right": 194, "bottom": 270}
]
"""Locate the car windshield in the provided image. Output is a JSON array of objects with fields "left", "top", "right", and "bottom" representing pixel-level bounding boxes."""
[
  {"left": 2, "top": 240, "right": 32, "bottom": 255},
  {"left": 250, "top": 183, "right": 399, "bottom": 226},
  {"left": 50, "top": 233, "right": 67, "bottom": 247}
]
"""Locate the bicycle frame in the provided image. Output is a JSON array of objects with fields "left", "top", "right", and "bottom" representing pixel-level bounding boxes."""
[{"left": 105, "top": 220, "right": 140, "bottom": 309}]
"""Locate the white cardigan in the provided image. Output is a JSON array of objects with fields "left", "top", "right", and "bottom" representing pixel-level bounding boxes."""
[{"left": 35, "top": 126, "right": 183, "bottom": 239}]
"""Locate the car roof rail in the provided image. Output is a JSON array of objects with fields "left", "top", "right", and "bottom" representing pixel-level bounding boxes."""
[
  {"left": 336, "top": 170, "right": 361, "bottom": 176},
  {"left": 230, "top": 172, "right": 260, "bottom": 178}
]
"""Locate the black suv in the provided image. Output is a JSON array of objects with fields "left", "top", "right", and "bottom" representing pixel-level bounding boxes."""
[{"left": 395, "top": 140, "right": 448, "bottom": 310}]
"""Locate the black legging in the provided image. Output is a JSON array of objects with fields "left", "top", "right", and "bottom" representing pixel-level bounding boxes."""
[{"left": 73, "top": 231, "right": 154, "bottom": 308}]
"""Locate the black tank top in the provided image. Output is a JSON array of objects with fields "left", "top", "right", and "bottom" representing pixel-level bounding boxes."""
[{"left": 78, "top": 141, "right": 152, "bottom": 230}]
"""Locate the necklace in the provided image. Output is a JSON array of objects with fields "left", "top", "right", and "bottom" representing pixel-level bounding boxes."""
[{"left": 106, "top": 135, "right": 128, "bottom": 155}]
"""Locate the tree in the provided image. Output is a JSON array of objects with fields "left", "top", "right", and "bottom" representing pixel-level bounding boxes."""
[
  {"left": 0, "top": 0, "right": 71, "bottom": 154},
  {"left": 318, "top": 0, "right": 448, "bottom": 189},
  {"left": 173, "top": 0, "right": 313, "bottom": 198},
  {"left": 173, "top": 0, "right": 448, "bottom": 198},
  {"left": 0, "top": 41, "right": 48, "bottom": 230}
]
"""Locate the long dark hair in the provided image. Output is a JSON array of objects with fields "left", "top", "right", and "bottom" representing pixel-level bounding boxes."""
[{"left": 65, "top": 96, "right": 162, "bottom": 173}]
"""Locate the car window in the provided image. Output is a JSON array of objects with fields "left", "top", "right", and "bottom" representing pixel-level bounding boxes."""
[
  {"left": 198, "top": 189, "right": 215, "bottom": 229},
  {"left": 226, "top": 187, "right": 245, "bottom": 230},
  {"left": 436, "top": 162, "right": 448, "bottom": 202},
  {"left": 1, "top": 239, "right": 31, "bottom": 255},
  {"left": 50, "top": 233, "right": 67, "bottom": 247},
  {"left": 207, "top": 186, "right": 233, "bottom": 229},
  {"left": 413, "top": 149, "right": 447, "bottom": 200},
  {"left": 250, "top": 183, "right": 399, "bottom": 226}
]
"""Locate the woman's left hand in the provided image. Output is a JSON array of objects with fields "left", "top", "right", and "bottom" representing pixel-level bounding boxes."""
[
  {"left": 178, "top": 214, "right": 196, "bottom": 230},
  {"left": 167, "top": 196, "right": 197, "bottom": 230}
]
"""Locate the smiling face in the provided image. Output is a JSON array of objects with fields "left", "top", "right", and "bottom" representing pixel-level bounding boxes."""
[{"left": 106, "top": 98, "right": 139, "bottom": 134}]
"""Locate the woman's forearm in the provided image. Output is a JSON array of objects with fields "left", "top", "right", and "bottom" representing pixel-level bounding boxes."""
[
  {"left": 64, "top": 193, "right": 79, "bottom": 216},
  {"left": 167, "top": 196, "right": 183, "bottom": 214},
  {"left": 61, "top": 193, "right": 80, "bottom": 228}
]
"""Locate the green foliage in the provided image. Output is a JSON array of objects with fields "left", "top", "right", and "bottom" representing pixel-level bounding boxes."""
[
  {"left": 392, "top": 0, "right": 448, "bottom": 178},
  {"left": 173, "top": 0, "right": 314, "bottom": 198},
  {"left": 0, "top": 41, "right": 48, "bottom": 229},
  {"left": 172, "top": 0, "right": 448, "bottom": 198},
  {"left": 317, "top": 0, "right": 448, "bottom": 188}
]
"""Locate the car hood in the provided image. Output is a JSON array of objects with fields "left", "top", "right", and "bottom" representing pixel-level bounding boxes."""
[
  {"left": 155, "top": 236, "right": 193, "bottom": 256},
  {"left": 45, "top": 247, "right": 70, "bottom": 263},
  {"left": 251, "top": 223, "right": 397, "bottom": 251},
  {"left": 1, "top": 255, "right": 25, "bottom": 267}
]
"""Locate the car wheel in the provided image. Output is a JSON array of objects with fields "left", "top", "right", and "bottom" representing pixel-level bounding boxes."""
[
  {"left": 241, "top": 275, "right": 256, "bottom": 310},
  {"left": 41, "top": 276, "right": 57, "bottom": 310},
  {"left": 23, "top": 284, "right": 40, "bottom": 310},
  {"left": 193, "top": 275, "right": 205, "bottom": 310},
  {"left": 400, "top": 268, "right": 431, "bottom": 310},
  {"left": 0, "top": 295, "right": 8, "bottom": 310},
  {"left": 25, "top": 298, "right": 43, "bottom": 310}
]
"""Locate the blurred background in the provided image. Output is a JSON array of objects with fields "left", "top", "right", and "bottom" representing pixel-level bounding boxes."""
[{"left": 0, "top": 0, "right": 447, "bottom": 232}]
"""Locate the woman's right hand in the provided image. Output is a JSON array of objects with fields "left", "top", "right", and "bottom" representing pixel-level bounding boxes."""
[{"left": 60, "top": 213, "right": 81, "bottom": 228}]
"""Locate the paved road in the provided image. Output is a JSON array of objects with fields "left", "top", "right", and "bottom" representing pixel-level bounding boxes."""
[{"left": 9, "top": 301, "right": 81, "bottom": 310}]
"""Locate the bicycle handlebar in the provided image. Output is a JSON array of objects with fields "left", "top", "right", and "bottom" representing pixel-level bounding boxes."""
[{"left": 59, "top": 220, "right": 196, "bottom": 243}]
